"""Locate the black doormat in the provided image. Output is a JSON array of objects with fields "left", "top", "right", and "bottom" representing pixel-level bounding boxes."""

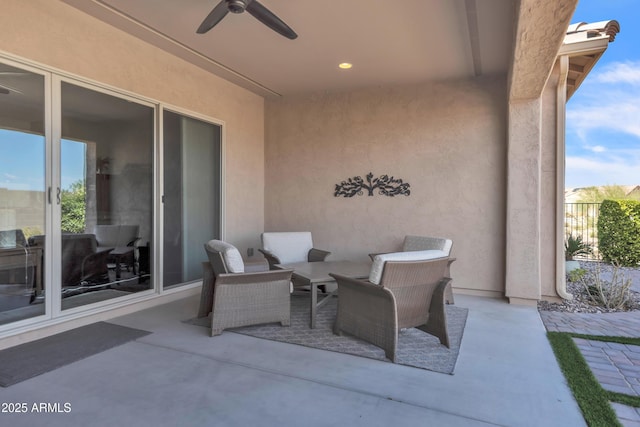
[
  {"left": 0, "top": 321, "right": 151, "bottom": 387},
  {"left": 187, "top": 295, "right": 468, "bottom": 374}
]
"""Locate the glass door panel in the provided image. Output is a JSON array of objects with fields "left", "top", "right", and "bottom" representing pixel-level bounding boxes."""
[
  {"left": 0, "top": 63, "right": 46, "bottom": 325},
  {"left": 60, "top": 81, "right": 154, "bottom": 310},
  {"left": 163, "top": 110, "right": 221, "bottom": 288}
]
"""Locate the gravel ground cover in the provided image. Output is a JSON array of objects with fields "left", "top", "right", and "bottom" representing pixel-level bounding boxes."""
[{"left": 538, "top": 261, "right": 640, "bottom": 313}]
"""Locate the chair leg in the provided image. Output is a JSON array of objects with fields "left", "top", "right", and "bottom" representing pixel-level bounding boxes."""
[
  {"left": 418, "top": 279, "right": 450, "bottom": 348},
  {"left": 333, "top": 322, "right": 343, "bottom": 336},
  {"left": 385, "top": 348, "right": 397, "bottom": 363},
  {"left": 445, "top": 259, "right": 455, "bottom": 304},
  {"left": 444, "top": 281, "right": 455, "bottom": 305}
]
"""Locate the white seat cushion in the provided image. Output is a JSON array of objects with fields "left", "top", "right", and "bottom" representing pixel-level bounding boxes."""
[
  {"left": 369, "top": 250, "right": 448, "bottom": 285},
  {"left": 205, "top": 240, "right": 245, "bottom": 273},
  {"left": 261, "top": 232, "right": 313, "bottom": 264}
]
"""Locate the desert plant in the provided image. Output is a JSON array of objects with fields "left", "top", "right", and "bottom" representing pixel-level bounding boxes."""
[
  {"left": 578, "top": 263, "right": 634, "bottom": 311},
  {"left": 567, "top": 268, "right": 586, "bottom": 283},
  {"left": 565, "top": 234, "right": 592, "bottom": 261}
]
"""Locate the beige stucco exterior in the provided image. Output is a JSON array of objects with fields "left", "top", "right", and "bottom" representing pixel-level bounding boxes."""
[
  {"left": 0, "top": 0, "right": 620, "bottom": 345},
  {"left": 265, "top": 77, "right": 508, "bottom": 297}
]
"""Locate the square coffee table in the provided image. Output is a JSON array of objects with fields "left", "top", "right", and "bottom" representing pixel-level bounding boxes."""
[{"left": 275, "top": 260, "right": 371, "bottom": 328}]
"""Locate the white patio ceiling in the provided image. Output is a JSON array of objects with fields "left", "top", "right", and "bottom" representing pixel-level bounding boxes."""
[{"left": 61, "top": 0, "right": 516, "bottom": 97}]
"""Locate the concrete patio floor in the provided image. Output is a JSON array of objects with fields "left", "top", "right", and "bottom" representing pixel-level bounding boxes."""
[{"left": 0, "top": 294, "right": 584, "bottom": 427}]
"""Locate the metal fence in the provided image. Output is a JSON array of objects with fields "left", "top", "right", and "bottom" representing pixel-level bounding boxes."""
[{"left": 564, "top": 202, "right": 601, "bottom": 260}]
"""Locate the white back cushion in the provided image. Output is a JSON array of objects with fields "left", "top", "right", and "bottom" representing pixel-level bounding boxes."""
[
  {"left": 205, "top": 240, "right": 245, "bottom": 273},
  {"left": 369, "top": 250, "right": 447, "bottom": 285},
  {"left": 261, "top": 232, "right": 313, "bottom": 264}
]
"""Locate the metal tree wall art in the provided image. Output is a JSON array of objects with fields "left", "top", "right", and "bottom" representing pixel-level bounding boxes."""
[{"left": 334, "top": 172, "right": 411, "bottom": 197}]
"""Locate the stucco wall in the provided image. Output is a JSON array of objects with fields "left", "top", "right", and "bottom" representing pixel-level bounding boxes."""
[
  {"left": 540, "top": 63, "right": 561, "bottom": 300},
  {"left": 265, "top": 76, "right": 508, "bottom": 296},
  {"left": 0, "top": 0, "right": 265, "bottom": 253}
]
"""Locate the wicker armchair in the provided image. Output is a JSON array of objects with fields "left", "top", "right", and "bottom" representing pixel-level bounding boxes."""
[
  {"left": 202, "top": 240, "right": 293, "bottom": 336},
  {"left": 258, "top": 232, "right": 331, "bottom": 269},
  {"left": 330, "top": 255, "right": 451, "bottom": 363},
  {"left": 259, "top": 232, "right": 331, "bottom": 292},
  {"left": 93, "top": 225, "right": 140, "bottom": 278},
  {"left": 370, "top": 235, "right": 455, "bottom": 304}
]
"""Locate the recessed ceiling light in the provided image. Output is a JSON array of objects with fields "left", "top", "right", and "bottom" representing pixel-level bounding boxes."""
[{"left": 338, "top": 62, "right": 353, "bottom": 69}]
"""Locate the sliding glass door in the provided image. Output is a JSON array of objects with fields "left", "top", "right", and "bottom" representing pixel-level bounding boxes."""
[
  {"left": 0, "top": 55, "right": 224, "bottom": 330},
  {"left": 59, "top": 81, "right": 155, "bottom": 309},
  {"left": 0, "top": 62, "right": 47, "bottom": 325},
  {"left": 163, "top": 110, "right": 221, "bottom": 288},
  {"left": 0, "top": 59, "right": 157, "bottom": 325}
]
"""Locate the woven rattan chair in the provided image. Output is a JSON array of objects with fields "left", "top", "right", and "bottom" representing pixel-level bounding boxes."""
[
  {"left": 330, "top": 255, "right": 451, "bottom": 363},
  {"left": 370, "top": 235, "right": 455, "bottom": 304},
  {"left": 202, "top": 240, "right": 293, "bottom": 336},
  {"left": 259, "top": 231, "right": 332, "bottom": 293},
  {"left": 258, "top": 232, "right": 331, "bottom": 269}
]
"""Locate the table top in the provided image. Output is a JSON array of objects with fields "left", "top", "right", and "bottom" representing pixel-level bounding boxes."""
[
  {"left": 109, "top": 246, "right": 135, "bottom": 256},
  {"left": 275, "top": 260, "right": 371, "bottom": 283}
]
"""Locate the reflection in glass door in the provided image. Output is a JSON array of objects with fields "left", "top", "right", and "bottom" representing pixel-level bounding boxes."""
[
  {"left": 59, "top": 81, "right": 154, "bottom": 310},
  {"left": 163, "top": 110, "right": 221, "bottom": 288},
  {"left": 0, "top": 63, "right": 47, "bottom": 325}
]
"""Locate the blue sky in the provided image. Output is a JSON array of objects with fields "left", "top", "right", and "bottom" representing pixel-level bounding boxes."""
[
  {"left": 0, "top": 129, "right": 85, "bottom": 191},
  {"left": 566, "top": 0, "right": 640, "bottom": 188}
]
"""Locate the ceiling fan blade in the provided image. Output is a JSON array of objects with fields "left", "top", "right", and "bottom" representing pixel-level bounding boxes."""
[
  {"left": 0, "top": 83, "right": 22, "bottom": 94},
  {"left": 246, "top": 1, "right": 297, "bottom": 39},
  {"left": 197, "top": 0, "right": 230, "bottom": 34}
]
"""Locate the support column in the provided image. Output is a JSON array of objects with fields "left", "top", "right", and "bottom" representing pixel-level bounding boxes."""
[{"left": 506, "top": 98, "right": 542, "bottom": 305}]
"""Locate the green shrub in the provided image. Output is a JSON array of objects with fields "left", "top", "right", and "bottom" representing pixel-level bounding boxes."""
[
  {"left": 60, "top": 180, "right": 86, "bottom": 234},
  {"left": 597, "top": 199, "right": 640, "bottom": 266}
]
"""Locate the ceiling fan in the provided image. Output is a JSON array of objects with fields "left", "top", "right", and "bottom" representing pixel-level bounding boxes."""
[
  {"left": 0, "top": 72, "right": 26, "bottom": 95},
  {"left": 197, "top": 0, "right": 297, "bottom": 40}
]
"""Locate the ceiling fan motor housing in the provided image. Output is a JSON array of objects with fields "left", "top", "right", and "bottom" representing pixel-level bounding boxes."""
[{"left": 227, "top": 0, "right": 248, "bottom": 14}]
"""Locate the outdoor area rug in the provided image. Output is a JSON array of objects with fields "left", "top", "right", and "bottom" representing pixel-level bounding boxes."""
[
  {"left": 0, "top": 321, "right": 151, "bottom": 387},
  {"left": 187, "top": 294, "right": 468, "bottom": 374}
]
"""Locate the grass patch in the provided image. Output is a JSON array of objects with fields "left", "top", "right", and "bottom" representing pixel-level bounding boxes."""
[
  {"left": 567, "top": 333, "right": 640, "bottom": 408},
  {"left": 547, "top": 332, "right": 621, "bottom": 426},
  {"left": 569, "top": 333, "right": 640, "bottom": 347},
  {"left": 608, "top": 391, "right": 640, "bottom": 408},
  {"left": 548, "top": 332, "right": 640, "bottom": 425}
]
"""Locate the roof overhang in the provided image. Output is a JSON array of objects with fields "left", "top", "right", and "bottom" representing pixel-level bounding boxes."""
[
  {"left": 508, "top": 0, "right": 579, "bottom": 102},
  {"left": 559, "top": 20, "right": 620, "bottom": 100}
]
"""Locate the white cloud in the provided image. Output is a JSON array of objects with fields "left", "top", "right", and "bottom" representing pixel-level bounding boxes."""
[
  {"left": 589, "top": 145, "right": 606, "bottom": 153},
  {"left": 593, "top": 61, "right": 640, "bottom": 85},
  {"left": 567, "top": 60, "right": 640, "bottom": 143},
  {"left": 565, "top": 148, "right": 640, "bottom": 187},
  {"left": 567, "top": 97, "right": 640, "bottom": 139},
  {"left": 3, "top": 173, "right": 17, "bottom": 180}
]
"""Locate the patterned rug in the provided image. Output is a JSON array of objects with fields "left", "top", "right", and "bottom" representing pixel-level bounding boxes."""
[{"left": 187, "top": 294, "right": 468, "bottom": 374}]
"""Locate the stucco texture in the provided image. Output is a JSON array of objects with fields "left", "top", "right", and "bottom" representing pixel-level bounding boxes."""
[
  {"left": 0, "top": 0, "right": 265, "bottom": 253},
  {"left": 265, "top": 77, "right": 508, "bottom": 296}
]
